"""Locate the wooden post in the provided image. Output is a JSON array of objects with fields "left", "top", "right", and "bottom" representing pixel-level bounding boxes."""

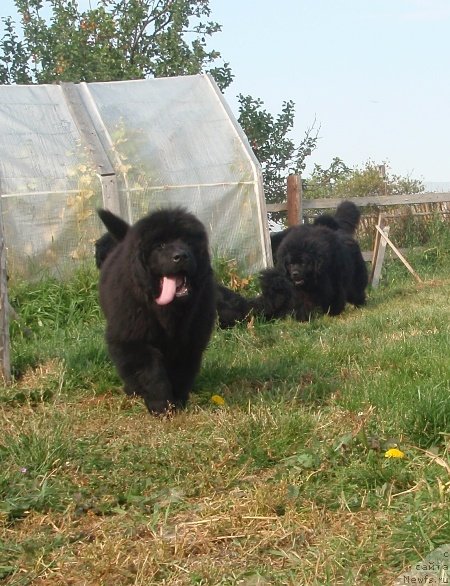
[
  {"left": 287, "top": 174, "right": 301, "bottom": 226},
  {"left": 0, "top": 197, "right": 11, "bottom": 383},
  {"left": 298, "top": 174, "right": 303, "bottom": 223},
  {"left": 370, "top": 213, "right": 389, "bottom": 288},
  {"left": 370, "top": 212, "right": 384, "bottom": 282}
]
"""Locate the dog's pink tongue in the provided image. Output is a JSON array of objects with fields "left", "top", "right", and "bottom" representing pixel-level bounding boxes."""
[{"left": 155, "top": 276, "right": 177, "bottom": 306}]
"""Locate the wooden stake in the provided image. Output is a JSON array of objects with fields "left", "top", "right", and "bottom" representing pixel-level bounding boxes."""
[
  {"left": 0, "top": 200, "right": 11, "bottom": 383},
  {"left": 370, "top": 213, "right": 387, "bottom": 287},
  {"left": 371, "top": 222, "right": 390, "bottom": 288},
  {"left": 287, "top": 174, "right": 300, "bottom": 226},
  {"left": 375, "top": 224, "right": 423, "bottom": 283}
]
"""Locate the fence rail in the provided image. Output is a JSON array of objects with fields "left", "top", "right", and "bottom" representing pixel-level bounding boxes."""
[{"left": 266, "top": 182, "right": 450, "bottom": 221}]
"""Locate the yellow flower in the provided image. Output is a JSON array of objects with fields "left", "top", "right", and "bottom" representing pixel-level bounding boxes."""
[
  {"left": 211, "top": 394, "right": 226, "bottom": 406},
  {"left": 384, "top": 448, "right": 406, "bottom": 459}
]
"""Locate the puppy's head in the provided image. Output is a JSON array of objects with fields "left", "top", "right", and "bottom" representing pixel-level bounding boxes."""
[
  {"left": 276, "top": 227, "right": 325, "bottom": 289},
  {"left": 282, "top": 251, "right": 323, "bottom": 288},
  {"left": 146, "top": 238, "right": 197, "bottom": 305},
  {"left": 131, "top": 208, "right": 211, "bottom": 305}
]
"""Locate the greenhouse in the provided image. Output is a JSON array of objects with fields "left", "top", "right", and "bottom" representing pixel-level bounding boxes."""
[{"left": 0, "top": 74, "right": 271, "bottom": 278}]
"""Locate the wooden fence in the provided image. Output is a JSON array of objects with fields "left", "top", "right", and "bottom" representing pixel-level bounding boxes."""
[{"left": 266, "top": 175, "right": 450, "bottom": 225}]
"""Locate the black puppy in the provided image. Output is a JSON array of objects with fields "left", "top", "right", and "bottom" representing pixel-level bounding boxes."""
[
  {"left": 263, "top": 201, "right": 368, "bottom": 320},
  {"left": 97, "top": 208, "right": 216, "bottom": 414}
]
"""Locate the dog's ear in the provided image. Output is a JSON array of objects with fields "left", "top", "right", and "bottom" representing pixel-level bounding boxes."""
[{"left": 97, "top": 209, "right": 129, "bottom": 241}]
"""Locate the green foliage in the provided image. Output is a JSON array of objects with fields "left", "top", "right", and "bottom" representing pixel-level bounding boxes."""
[
  {"left": 237, "top": 94, "right": 319, "bottom": 210},
  {"left": 0, "top": 0, "right": 232, "bottom": 89},
  {"left": 7, "top": 266, "right": 104, "bottom": 381},
  {"left": 406, "top": 390, "right": 450, "bottom": 448},
  {"left": 303, "top": 156, "right": 353, "bottom": 198},
  {"left": 0, "top": 417, "right": 73, "bottom": 520},
  {"left": 9, "top": 265, "right": 101, "bottom": 332},
  {"left": 0, "top": 15, "right": 30, "bottom": 83},
  {"left": 304, "top": 158, "right": 425, "bottom": 199}
]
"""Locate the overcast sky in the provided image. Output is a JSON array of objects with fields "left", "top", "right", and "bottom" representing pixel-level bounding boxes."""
[{"left": 2, "top": 0, "right": 449, "bottom": 184}]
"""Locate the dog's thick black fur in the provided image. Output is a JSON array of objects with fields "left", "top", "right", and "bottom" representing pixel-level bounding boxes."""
[
  {"left": 262, "top": 201, "right": 368, "bottom": 320},
  {"left": 215, "top": 269, "right": 295, "bottom": 327},
  {"left": 215, "top": 283, "right": 254, "bottom": 328},
  {"left": 97, "top": 207, "right": 216, "bottom": 414},
  {"left": 270, "top": 227, "right": 293, "bottom": 261}
]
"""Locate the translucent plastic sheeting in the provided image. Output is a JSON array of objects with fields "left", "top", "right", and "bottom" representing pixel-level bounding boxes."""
[{"left": 0, "top": 75, "right": 271, "bottom": 279}]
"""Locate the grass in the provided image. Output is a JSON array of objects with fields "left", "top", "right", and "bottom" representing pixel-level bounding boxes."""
[{"left": 1, "top": 236, "right": 450, "bottom": 585}]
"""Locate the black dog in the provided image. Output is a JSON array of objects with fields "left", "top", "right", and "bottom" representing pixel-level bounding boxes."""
[
  {"left": 215, "top": 283, "right": 255, "bottom": 328},
  {"left": 97, "top": 207, "right": 216, "bottom": 414},
  {"left": 263, "top": 201, "right": 368, "bottom": 320}
]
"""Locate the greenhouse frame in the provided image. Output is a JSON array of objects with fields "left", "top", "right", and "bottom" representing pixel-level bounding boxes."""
[{"left": 0, "top": 74, "right": 272, "bottom": 279}]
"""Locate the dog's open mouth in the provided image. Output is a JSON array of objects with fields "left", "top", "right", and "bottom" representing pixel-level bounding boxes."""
[
  {"left": 290, "top": 275, "right": 305, "bottom": 286},
  {"left": 155, "top": 275, "right": 189, "bottom": 305},
  {"left": 293, "top": 278, "right": 304, "bottom": 286}
]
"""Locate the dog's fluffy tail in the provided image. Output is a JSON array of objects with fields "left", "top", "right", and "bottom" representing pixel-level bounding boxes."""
[
  {"left": 333, "top": 201, "right": 361, "bottom": 235},
  {"left": 313, "top": 200, "right": 361, "bottom": 236}
]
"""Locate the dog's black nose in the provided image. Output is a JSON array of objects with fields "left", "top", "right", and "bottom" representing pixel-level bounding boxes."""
[{"left": 172, "top": 251, "right": 189, "bottom": 263}]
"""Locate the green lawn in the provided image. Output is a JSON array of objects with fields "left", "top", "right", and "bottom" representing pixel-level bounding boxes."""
[{"left": 1, "top": 244, "right": 450, "bottom": 585}]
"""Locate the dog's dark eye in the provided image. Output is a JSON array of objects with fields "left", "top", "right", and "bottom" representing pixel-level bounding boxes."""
[{"left": 156, "top": 243, "right": 166, "bottom": 250}]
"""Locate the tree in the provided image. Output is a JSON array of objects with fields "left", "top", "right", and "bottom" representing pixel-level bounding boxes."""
[
  {"left": 237, "top": 94, "right": 319, "bottom": 212},
  {"left": 0, "top": 0, "right": 233, "bottom": 90},
  {"left": 304, "top": 158, "right": 424, "bottom": 199}
]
